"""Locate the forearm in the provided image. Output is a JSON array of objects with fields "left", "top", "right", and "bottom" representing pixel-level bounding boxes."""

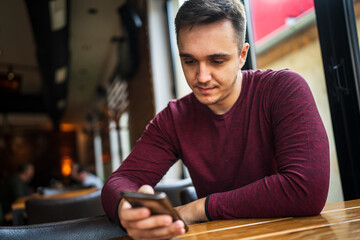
[
  {"left": 101, "top": 174, "right": 140, "bottom": 224},
  {"left": 207, "top": 169, "right": 329, "bottom": 220},
  {"left": 175, "top": 197, "right": 208, "bottom": 225}
]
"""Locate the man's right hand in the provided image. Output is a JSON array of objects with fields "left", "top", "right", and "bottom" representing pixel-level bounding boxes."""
[{"left": 118, "top": 185, "right": 186, "bottom": 240}]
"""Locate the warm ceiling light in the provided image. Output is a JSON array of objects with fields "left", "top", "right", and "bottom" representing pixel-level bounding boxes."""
[
  {"left": 0, "top": 68, "right": 21, "bottom": 92},
  {"left": 55, "top": 66, "right": 67, "bottom": 84},
  {"left": 60, "top": 123, "right": 76, "bottom": 132},
  {"left": 61, "top": 156, "right": 72, "bottom": 177},
  {"left": 49, "top": 0, "right": 67, "bottom": 31},
  {"left": 7, "top": 72, "right": 15, "bottom": 80}
]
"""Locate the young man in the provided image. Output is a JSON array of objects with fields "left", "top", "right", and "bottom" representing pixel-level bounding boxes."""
[{"left": 101, "top": 0, "right": 330, "bottom": 239}]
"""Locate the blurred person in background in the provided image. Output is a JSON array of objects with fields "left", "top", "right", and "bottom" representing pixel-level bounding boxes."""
[
  {"left": 70, "top": 163, "right": 103, "bottom": 189},
  {"left": 0, "top": 163, "right": 35, "bottom": 222}
]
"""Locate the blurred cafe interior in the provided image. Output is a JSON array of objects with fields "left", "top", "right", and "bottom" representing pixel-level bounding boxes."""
[{"left": 0, "top": 0, "right": 360, "bottom": 237}]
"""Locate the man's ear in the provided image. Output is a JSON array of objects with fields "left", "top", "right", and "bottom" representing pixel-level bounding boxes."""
[{"left": 239, "top": 43, "right": 250, "bottom": 69}]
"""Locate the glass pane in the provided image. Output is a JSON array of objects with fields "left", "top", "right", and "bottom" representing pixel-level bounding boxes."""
[
  {"left": 247, "top": 0, "right": 343, "bottom": 203},
  {"left": 354, "top": 0, "right": 360, "bottom": 46},
  {"left": 250, "top": 0, "right": 314, "bottom": 45}
]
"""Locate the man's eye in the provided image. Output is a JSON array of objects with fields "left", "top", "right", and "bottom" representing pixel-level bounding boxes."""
[
  {"left": 212, "top": 59, "right": 224, "bottom": 64},
  {"left": 184, "top": 59, "right": 195, "bottom": 64}
]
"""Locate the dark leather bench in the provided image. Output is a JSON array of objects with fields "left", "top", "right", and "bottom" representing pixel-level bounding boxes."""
[
  {"left": 26, "top": 189, "right": 105, "bottom": 224},
  {"left": 0, "top": 215, "right": 126, "bottom": 240}
]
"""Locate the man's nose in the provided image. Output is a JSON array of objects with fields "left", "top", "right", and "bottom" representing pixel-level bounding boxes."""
[{"left": 196, "top": 62, "right": 211, "bottom": 83}]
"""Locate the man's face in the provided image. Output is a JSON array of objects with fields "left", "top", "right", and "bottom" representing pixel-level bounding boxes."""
[{"left": 178, "top": 19, "right": 249, "bottom": 114}]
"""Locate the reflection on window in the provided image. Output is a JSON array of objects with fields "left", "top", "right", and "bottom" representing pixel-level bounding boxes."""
[{"left": 354, "top": 0, "right": 360, "bottom": 47}]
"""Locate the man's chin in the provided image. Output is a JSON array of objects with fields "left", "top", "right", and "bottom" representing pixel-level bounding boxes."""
[{"left": 194, "top": 94, "right": 217, "bottom": 106}]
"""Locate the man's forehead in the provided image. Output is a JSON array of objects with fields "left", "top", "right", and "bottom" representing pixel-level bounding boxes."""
[
  {"left": 178, "top": 19, "right": 233, "bottom": 34},
  {"left": 179, "top": 52, "right": 231, "bottom": 58},
  {"left": 177, "top": 21, "right": 239, "bottom": 56},
  {"left": 178, "top": 20, "right": 237, "bottom": 45}
]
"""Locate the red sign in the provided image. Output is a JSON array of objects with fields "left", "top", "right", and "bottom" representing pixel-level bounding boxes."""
[{"left": 250, "top": 0, "right": 314, "bottom": 43}]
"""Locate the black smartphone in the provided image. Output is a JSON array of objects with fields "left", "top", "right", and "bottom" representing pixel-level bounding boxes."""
[{"left": 121, "top": 191, "right": 189, "bottom": 232}]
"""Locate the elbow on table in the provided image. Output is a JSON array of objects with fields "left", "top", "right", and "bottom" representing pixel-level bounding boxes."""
[
  {"left": 289, "top": 168, "right": 329, "bottom": 217},
  {"left": 281, "top": 195, "right": 326, "bottom": 218},
  {"left": 302, "top": 200, "right": 325, "bottom": 216},
  {"left": 293, "top": 185, "right": 328, "bottom": 217}
]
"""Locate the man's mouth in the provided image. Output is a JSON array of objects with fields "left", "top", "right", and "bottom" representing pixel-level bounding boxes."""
[{"left": 197, "top": 86, "right": 216, "bottom": 94}]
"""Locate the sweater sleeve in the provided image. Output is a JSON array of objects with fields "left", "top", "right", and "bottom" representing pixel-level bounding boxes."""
[
  {"left": 207, "top": 70, "right": 330, "bottom": 220},
  {"left": 101, "top": 107, "right": 179, "bottom": 225}
]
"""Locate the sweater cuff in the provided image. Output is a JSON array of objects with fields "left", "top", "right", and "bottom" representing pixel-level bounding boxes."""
[{"left": 205, "top": 195, "right": 212, "bottom": 221}]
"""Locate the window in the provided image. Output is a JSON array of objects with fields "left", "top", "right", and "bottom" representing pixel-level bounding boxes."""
[{"left": 248, "top": 0, "right": 343, "bottom": 203}]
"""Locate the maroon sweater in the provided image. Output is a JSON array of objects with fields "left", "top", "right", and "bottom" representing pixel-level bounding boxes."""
[{"left": 101, "top": 69, "right": 330, "bottom": 224}]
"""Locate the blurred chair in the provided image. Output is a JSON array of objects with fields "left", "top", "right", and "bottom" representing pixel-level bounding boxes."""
[
  {"left": 154, "top": 178, "right": 198, "bottom": 207},
  {"left": 180, "top": 186, "right": 197, "bottom": 205},
  {"left": 0, "top": 215, "right": 126, "bottom": 240},
  {"left": 26, "top": 190, "right": 104, "bottom": 224}
]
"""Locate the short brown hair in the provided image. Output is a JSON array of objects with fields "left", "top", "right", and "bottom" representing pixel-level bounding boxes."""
[{"left": 175, "top": 0, "right": 246, "bottom": 50}]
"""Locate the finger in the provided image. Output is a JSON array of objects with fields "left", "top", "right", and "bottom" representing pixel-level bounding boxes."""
[
  {"left": 127, "top": 214, "right": 173, "bottom": 230},
  {"left": 118, "top": 198, "right": 147, "bottom": 222},
  {"left": 121, "top": 206, "right": 151, "bottom": 222},
  {"left": 129, "top": 220, "right": 186, "bottom": 240},
  {"left": 121, "top": 199, "right": 132, "bottom": 209},
  {"left": 138, "top": 185, "right": 155, "bottom": 194}
]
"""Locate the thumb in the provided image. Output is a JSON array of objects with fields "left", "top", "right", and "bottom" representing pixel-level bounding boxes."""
[{"left": 138, "top": 185, "right": 155, "bottom": 194}]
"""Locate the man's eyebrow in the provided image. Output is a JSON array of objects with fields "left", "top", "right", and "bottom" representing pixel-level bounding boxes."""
[
  {"left": 208, "top": 53, "right": 231, "bottom": 58},
  {"left": 179, "top": 53, "right": 231, "bottom": 58},
  {"left": 179, "top": 53, "right": 193, "bottom": 58}
]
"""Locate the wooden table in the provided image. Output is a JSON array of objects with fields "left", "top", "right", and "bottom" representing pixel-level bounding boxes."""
[
  {"left": 10, "top": 187, "right": 99, "bottom": 225},
  {"left": 112, "top": 199, "right": 360, "bottom": 239}
]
